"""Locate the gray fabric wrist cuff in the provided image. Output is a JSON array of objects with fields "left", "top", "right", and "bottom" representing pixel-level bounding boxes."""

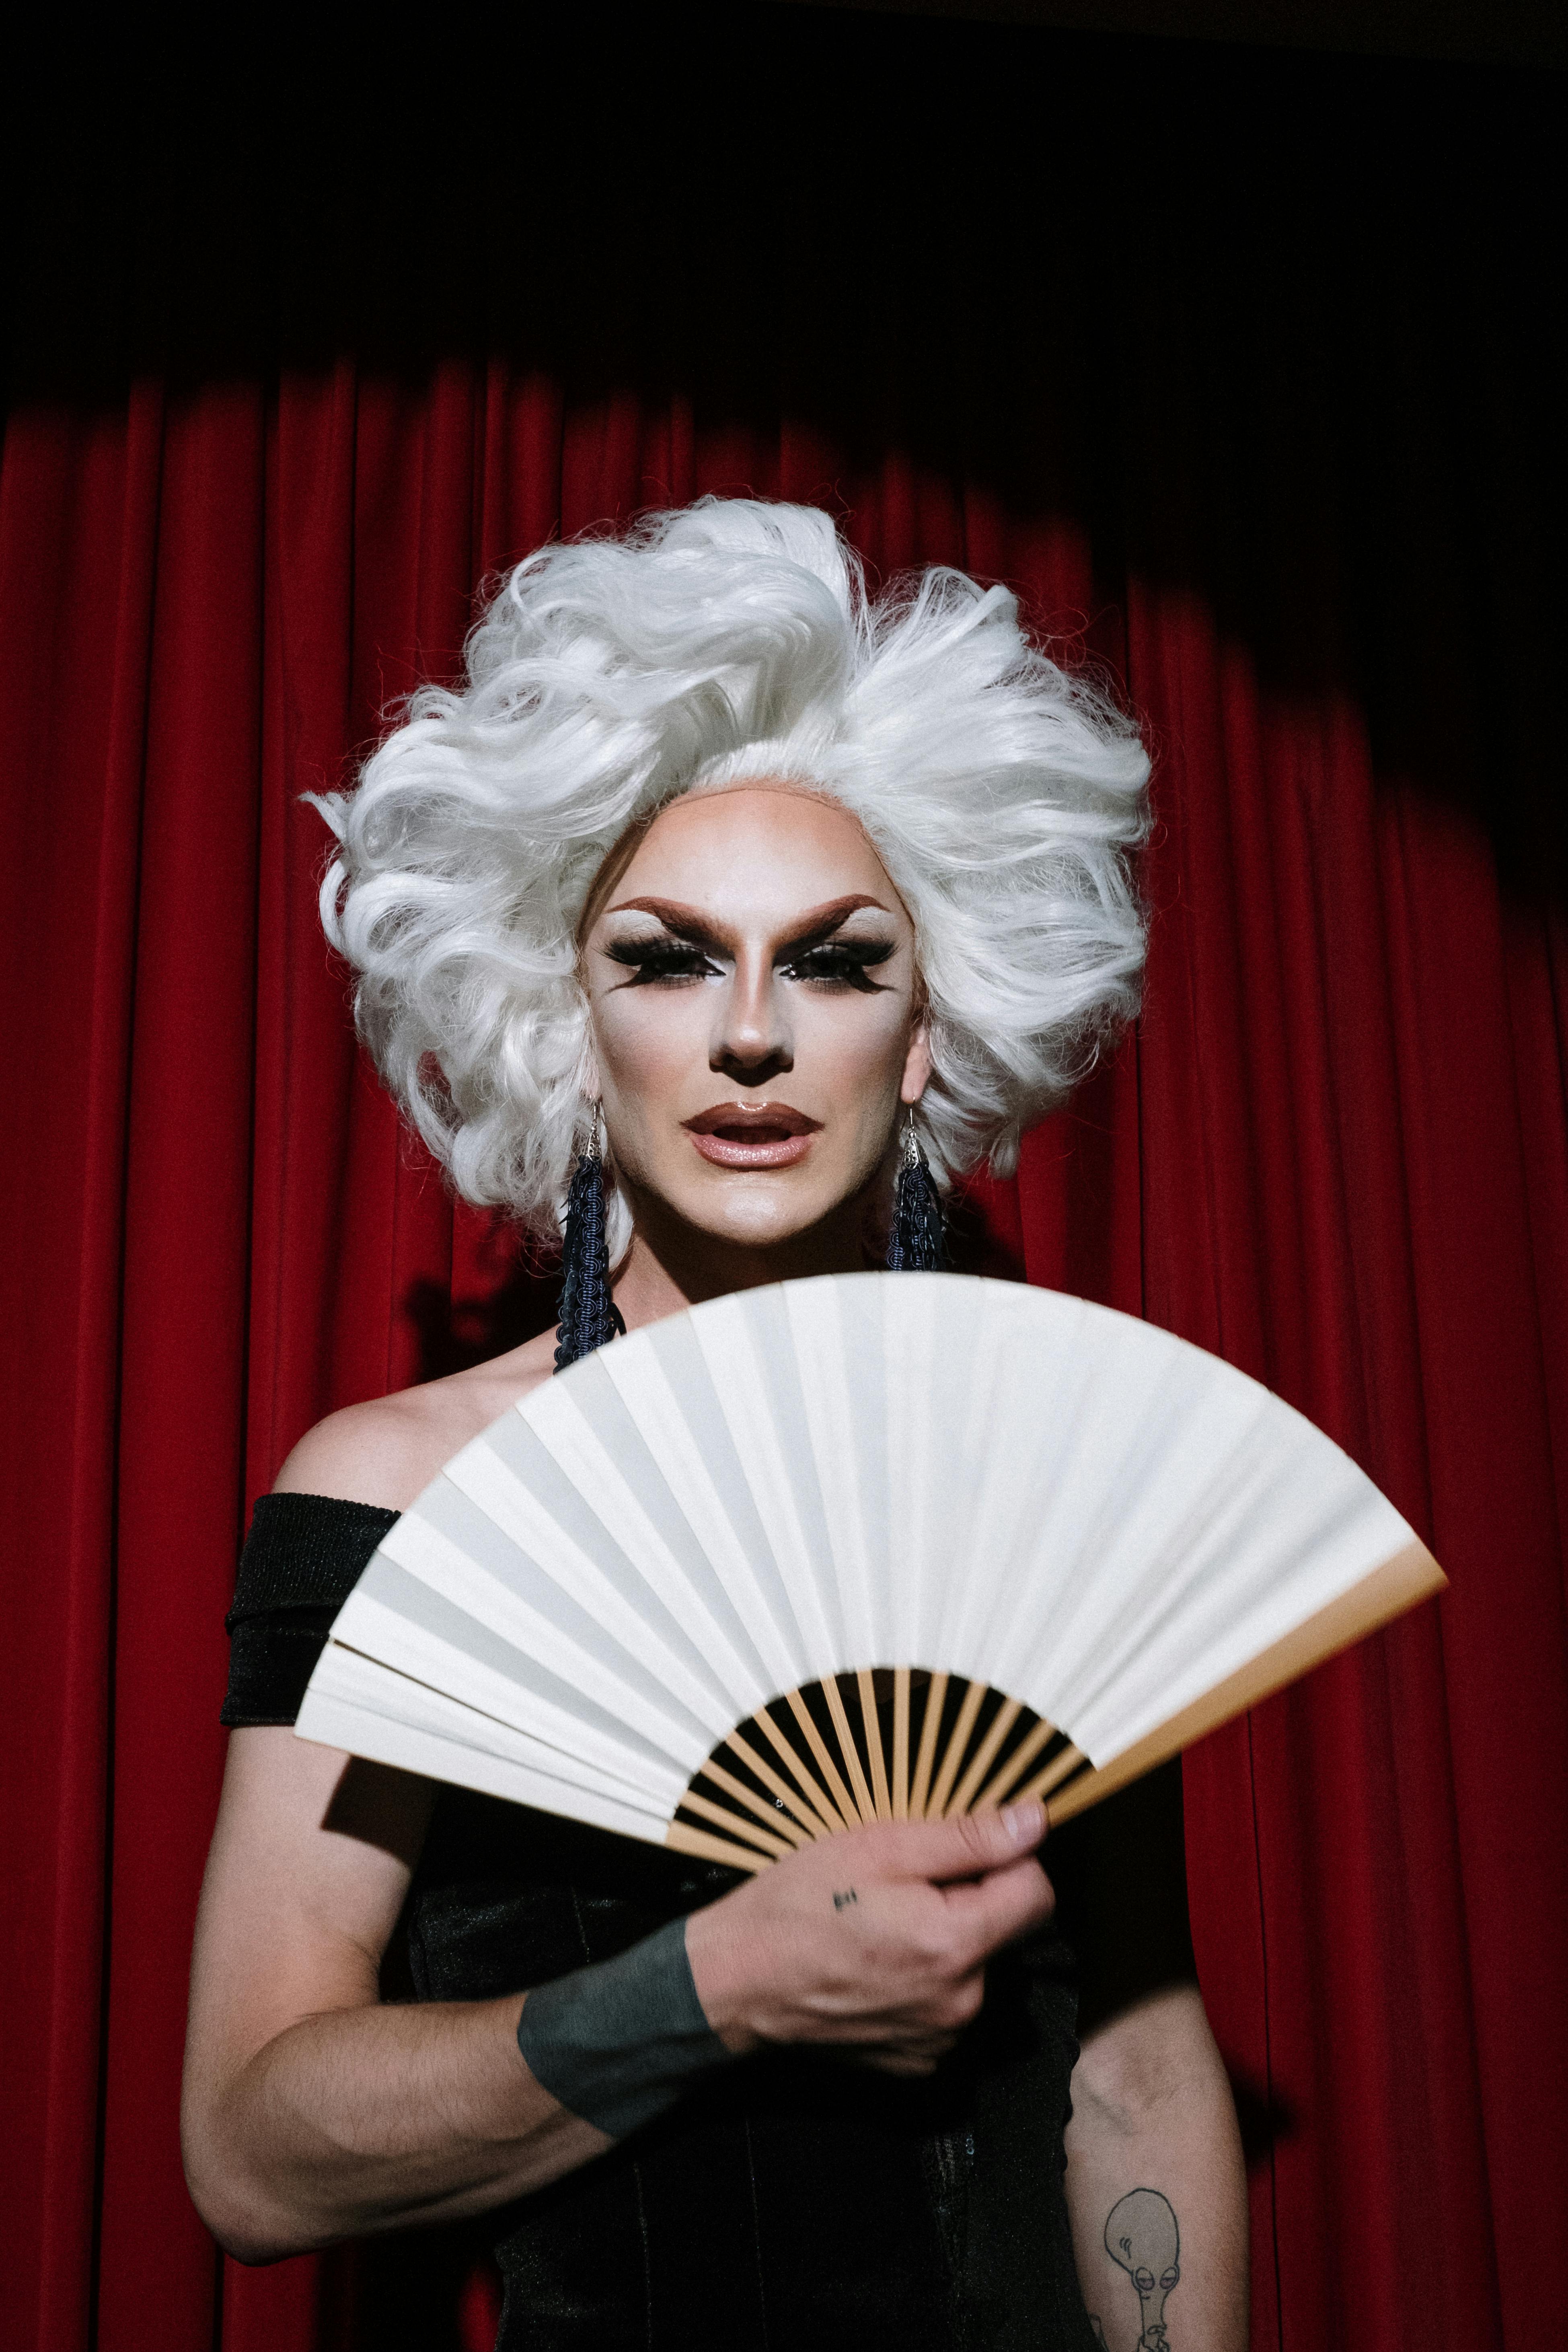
[{"left": 515, "top": 1916, "right": 732, "bottom": 2139}]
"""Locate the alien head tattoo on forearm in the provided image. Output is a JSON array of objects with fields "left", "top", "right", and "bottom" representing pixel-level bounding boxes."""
[{"left": 1088, "top": 2187, "right": 1181, "bottom": 2352}]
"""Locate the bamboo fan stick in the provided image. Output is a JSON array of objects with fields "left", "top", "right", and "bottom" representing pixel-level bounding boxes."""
[
  {"left": 1014, "top": 1742, "right": 1087, "bottom": 1807},
  {"left": 750, "top": 1704, "right": 852, "bottom": 1834},
  {"left": 677, "top": 1785, "right": 797, "bottom": 1859},
  {"left": 783, "top": 1688, "right": 862, "bottom": 1830},
  {"left": 909, "top": 1669, "right": 948, "bottom": 1818},
  {"left": 945, "top": 1697, "right": 1022, "bottom": 1818},
  {"left": 666, "top": 1818, "right": 769, "bottom": 1873},
  {"left": 927, "top": 1678, "right": 987, "bottom": 1820},
  {"left": 1041, "top": 1761, "right": 1114, "bottom": 1827},
  {"left": 892, "top": 1666, "right": 910, "bottom": 1821},
  {"left": 723, "top": 1726, "right": 840, "bottom": 1841},
  {"left": 857, "top": 1668, "right": 892, "bottom": 1821},
  {"left": 971, "top": 1712, "right": 1058, "bottom": 1811},
  {"left": 822, "top": 1675, "right": 876, "bottom": 1824},
  {"left": 695, "top": 1756, "right": 812, "bottom": 1849}
]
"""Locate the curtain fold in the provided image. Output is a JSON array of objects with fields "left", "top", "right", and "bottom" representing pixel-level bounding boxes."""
[{"left": 2, "top": 17, "right": 1562, "bottom": 2350}]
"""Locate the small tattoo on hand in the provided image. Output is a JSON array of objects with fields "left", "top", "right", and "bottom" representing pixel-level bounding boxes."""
[{"left": 832, "top": 1888, "right": 859, "bottom": 1911}]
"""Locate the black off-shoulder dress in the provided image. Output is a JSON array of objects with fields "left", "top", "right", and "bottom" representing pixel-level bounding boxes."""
[{"left": 223, "top": 1492, "right": 1194, "bottom": 2352}]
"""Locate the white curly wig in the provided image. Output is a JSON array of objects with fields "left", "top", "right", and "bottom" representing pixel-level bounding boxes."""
[{"left": 314, "top": 498, "right": 1150, "bottom": 1255}]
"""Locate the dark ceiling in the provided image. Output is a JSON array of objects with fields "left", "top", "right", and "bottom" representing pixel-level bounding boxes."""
[{"left": 779, "top": 0, "right": 1567, "bottom": 67}]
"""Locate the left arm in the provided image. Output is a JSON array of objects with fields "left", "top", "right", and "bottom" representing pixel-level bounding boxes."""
[{"left": 1064, "top": 1984, "right": 1247, "bottom": 2352}]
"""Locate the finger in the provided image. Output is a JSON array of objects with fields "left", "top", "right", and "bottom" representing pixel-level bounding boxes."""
[
  {"left": 835, "top": 1803, "right": 1047, "bottom": 1887},
  {"left": 939, "top": 1855, "right": 1055, "bottom": 1954}
]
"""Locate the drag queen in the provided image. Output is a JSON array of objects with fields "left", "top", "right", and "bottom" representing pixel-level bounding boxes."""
[{"left": 183, "top": 501, "right": 1246, "bottom": 2350}]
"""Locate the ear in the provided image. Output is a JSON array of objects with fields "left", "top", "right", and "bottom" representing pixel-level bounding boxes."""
[{"left": 900, "top": 1016, "right": 933, "bottom": 1106}]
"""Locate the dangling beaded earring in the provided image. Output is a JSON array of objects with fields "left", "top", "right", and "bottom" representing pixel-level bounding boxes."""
[
  {"left": 886, "top": 1105, "right": 946, "bottom": 1272},
  {"left": 554, "top": 1108, "right": 627, "bottom": 1372}
]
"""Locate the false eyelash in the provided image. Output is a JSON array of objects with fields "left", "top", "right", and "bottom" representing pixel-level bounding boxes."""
[
  {"left": 605, "top": 940, "right": 719, "bottom": 983},
  {"left": 781, "top": 941, "right": 897, "bottom": 990}
]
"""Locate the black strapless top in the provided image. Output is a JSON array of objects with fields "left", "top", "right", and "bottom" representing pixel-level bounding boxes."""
[{"left": 224, "top": 1492, "right": 1194, "bottom": 2352}]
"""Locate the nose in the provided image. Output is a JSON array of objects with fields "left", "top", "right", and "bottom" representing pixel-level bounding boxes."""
[{"left": 709, "top": 954, "right": 793, "bottom": 1087}]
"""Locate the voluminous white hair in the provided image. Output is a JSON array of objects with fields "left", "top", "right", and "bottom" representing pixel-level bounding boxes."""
[{"left": 314, "top": 499, "right": 1150, "bottom": 1254}]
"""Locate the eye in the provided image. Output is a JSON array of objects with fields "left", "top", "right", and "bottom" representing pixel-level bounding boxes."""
[
  {"left": 604, "top": 939, "right": 721, "bottom": 987},
  {"left": 780, "top": 940, "right": 896, "bottom": 992}
]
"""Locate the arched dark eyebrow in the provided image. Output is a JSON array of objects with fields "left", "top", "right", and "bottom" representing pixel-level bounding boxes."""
[{"left": 600, "top": 893, "right": 894, "bottom": 958}]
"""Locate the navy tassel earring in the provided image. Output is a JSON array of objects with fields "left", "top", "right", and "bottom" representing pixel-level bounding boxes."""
[
  {"left": 886, "top": 1108, "right": 946, "bottom": 1272},
  {"left": 554, "top": 1112, "right": 627, "bottom": 1371}
]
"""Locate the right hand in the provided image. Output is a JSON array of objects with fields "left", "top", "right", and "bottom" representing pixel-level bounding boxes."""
[{"left": 684, "top": 1803, "right": 1054, "bottom": 2077}]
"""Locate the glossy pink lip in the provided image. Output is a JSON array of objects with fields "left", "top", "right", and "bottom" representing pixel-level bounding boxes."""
[{"left": 682, "top": 1102, "right": 822, "bottom": 1169}]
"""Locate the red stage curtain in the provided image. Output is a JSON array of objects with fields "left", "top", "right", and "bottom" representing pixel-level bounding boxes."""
[{"left": 2, "top": 17, "right": 1563, "bottom": 2351}]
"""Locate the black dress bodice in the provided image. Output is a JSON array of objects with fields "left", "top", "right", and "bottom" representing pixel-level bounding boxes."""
[{"left": 223, "top": 1492, "right": 1190, "bottom": 2351}]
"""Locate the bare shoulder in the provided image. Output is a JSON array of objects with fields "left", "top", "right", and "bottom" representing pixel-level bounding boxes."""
[{"left": 273, "top": 1326, "right": 559, "bottom": 1512}]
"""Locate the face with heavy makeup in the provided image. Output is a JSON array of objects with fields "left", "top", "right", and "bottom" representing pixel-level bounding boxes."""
[{"left": 580, "top": 786, "right": 931, "bottom": 1271}]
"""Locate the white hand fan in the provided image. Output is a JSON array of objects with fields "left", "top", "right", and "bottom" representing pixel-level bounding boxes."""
[{"left": 296, "top": 1273, "right": 1444, "bottom": 1872}]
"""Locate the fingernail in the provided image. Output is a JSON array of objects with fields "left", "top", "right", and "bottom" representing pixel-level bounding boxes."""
[{"left": 1001, "top": 1800, "right": 1044, "bottom": 1843}]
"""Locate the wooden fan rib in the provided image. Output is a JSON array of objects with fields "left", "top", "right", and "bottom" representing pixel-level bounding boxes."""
[
  {"left": 927, "top": 1678, "right": 986, "bottom": 1820},
  {"left": 693, "top": 1756, "right": 812, "bottom": 1849},
  {"left": 856, "top": 1668, "right": 892, "bottom": 1821},
  {"left": 666, "top": 1818, "right": 769, "bottom": 1873},
  {"left": 822, "top": 1675, "right": 876, "bottom": 1824},
  {"left": 781, "top": 1688, "right": 862, "bottom": 1830},
  {"left": 721, "top": 1725, "right": 839, "bottom": 1840},
  {"left": 746, "top": 1702, "right": 847, "bottom": 1833},
  {"left": 1014, "top": 1742, "right": 1087, "bottom": 1807},
  {"left": 909, "top": 1669, "right": 947, "bottom": 1818},
  {"left": 970, "top": 1711, "right": 1058, "bottom": 1812},
  {"left": 892, "top": 1665, "right": 910, "bottom": 1821},
  {"left": 945, "top": 1696, "right": 1021, "bottom": 1818},
  {"left": 676, "top": 1785, "right": 795, "bottom": 1859}
]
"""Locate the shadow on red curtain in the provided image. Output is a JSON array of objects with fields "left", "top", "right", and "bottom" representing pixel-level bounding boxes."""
[{"left": 1, "top": 16, "right": 1563, "bottom": 2351}]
